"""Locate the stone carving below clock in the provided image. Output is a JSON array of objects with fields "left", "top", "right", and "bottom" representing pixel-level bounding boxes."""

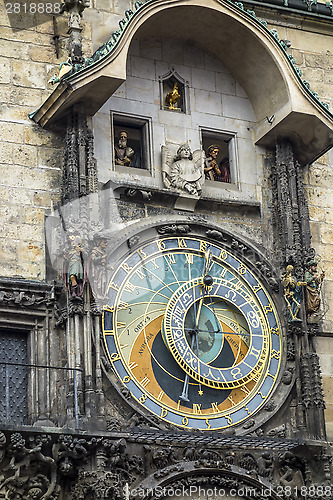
[{"left": 161, "top": 144, "right": 205, "bottom": 196}]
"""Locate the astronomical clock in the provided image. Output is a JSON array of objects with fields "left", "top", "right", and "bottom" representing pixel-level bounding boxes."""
[{"left": 103, "top": 223, "right": 282, "bottom": 432}]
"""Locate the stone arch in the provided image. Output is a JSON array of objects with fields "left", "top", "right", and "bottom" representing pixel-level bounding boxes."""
[
  {"left": 33, "top": 0, "right": 333, "bottom": 163},
  {"left": 132, "top": 462, "right": 280, "bottom": 500}
]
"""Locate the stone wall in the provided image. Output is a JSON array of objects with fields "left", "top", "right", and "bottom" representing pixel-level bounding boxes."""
[{"left": 0, "top": 4, "right": 94, "bottom": 279}]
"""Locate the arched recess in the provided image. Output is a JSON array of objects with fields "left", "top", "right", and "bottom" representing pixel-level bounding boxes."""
[
  {"left": 133, "top": 463, "right": 281, "bottom": 500},
  {"left": 32, "top": 0, "right": 333, "bottom": 164}
]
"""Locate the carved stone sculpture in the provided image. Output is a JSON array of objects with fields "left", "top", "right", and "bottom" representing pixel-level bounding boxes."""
[
  {"left": 161, "top": 144, "right": 205, "bottom": 197},
  {"left": 87, "top": 236, "right": 108, "bottom": 300},
  {"left": 304, "top": 260, "right": 325, "bottom": 322},
  {"left": 281, "top": 264, "right": 303, "bottom": 322},
  {"left": 63, "top": 232, "right": 86, "bottom": 297},
  {"left": 114, "top": 131, "right": 135, "bottom": 167}
]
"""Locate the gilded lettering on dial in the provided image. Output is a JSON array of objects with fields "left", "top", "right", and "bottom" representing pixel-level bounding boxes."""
[
  {"left": 211, "top": 402, "right": 219, "bottom": 413},
  {"left": 193, "top": 404, "right": 203, "bottom": 414},
  {"left": 177, "top": 238, "right": 187, "bottom": 248},
  {"left": 165, "top": 254, "right": 176, "bottom": 265},
  {"left": 185, "top": 253, "right": 194, "bottom": 264}
]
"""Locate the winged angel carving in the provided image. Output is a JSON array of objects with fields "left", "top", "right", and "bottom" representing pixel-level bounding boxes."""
[{"left": 162, "top": 144, "right": 205, "bottom": 197}]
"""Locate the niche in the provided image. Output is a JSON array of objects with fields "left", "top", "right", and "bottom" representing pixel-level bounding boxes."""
[
  {"left": 159, "top": 68, "right": 189, "bottom": 113},
  {"left": 111, "top": 113, "right": 152, "bottom": 172}
]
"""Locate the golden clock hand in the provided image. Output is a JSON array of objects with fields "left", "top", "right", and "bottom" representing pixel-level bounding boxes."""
[
  {"left": 195, "top": 296, "right": 204, "bottom": 328},
  {"left": 179, "top": 332, "right": 196, "bottom": 402},
  {"left": 203, "top": 249, "right": 213, "bottom": 276}
]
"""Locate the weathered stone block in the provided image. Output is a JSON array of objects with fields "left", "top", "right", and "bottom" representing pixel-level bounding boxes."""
[
  {"left": 0, "top": 39, "right": 30, "bottom": 60},
  {"left": 9, "top": 188, "right": 32, "bottom": 205},
  {"left": 324, "top": 71, "right": 333, "bottom": 85},
  {"left": 29, "top": 45, "right": 58, "bottom": 64},
  {"left": 194, "top": 89, "right": 221, "bottom": 115},
  {"left": 25, "top": 125, "right": 62, "bottom": 146},
  {"left": 0, "top": 142, "right": 13, "bottom": 164},
  {"left": 18, "top": 240, "right": 44, "bottom": 263},
  {"left": 0, "top": 25, "right": 52, "bottom": 45},
  {"left": 0, "top": 204, "right": 22, "bottom": 224},
  {"left": 324, "top": 208, "right": 333, "bottom": 225},
  {"left": 0, "top": 239, "right": 18, "bottom": 262},
  {"left": 222, "top": 95, "right": 255, "bottom": 121},
  {"left": 162, "top": 39, "right": 184, "bottom": 65},
  {"left": 192, "top": 67, "right": 216, "bottom": 92},
  {"left": 302, "top": 67, "right": 324, "bottom": 84},
  {"left": 216, "top": 72, "right": 236, "bottom": 96},
  {"left": 1, "top": 122, "right": 25, "bottom": 143},
  {"left": 0, "top": 57, "right": 11, "bottom": 84},
  {"left": 321, "top": 224, "right": 333, "bottom": 245},
  {"left": 319, "top": 349, "right": 333, "bottom": 376},
  {"left": 322, "top": 376, "right": 333, "bottom": 399},
  {"left": 0, "top": 191, "right": 11, "bottom": 211},
  {"left": 0, "top": 222, "right": 20, "bottom": 239},
  {"left": 24, "top": 207, "right": 45, "bottom": 224},
  {"left": 33, "top": 191, "right": 59, "bottom": 208},
  {"left": 308, "top": 206, "right": 326, "bottom": 222},
  {"left": 306, "top": 187, "right": 333, "bottom": 209},
  {"left": 12, "top": 60, "right": 46, "bottom": 89},
  {"left": 130, "top": 56, "right": 155, "bottom": 80},
  {"left": 113, "top": 0, "right": 132, "bottom": 16},
  {"left": 204, "top": 51, "right": 228, "bottom": 73},
  {"left": 140, "top": 38, "right": 162, "bottom": 61},
  {"left": 290, "top": 49, "right": 304, "bottom": 66},
  {"left": 0, "top": 103, "right": 32, "bottom": 124},
  {"left": 10, "top": 87, "right": 43, "bottom": 107},
  {"left": 0, "top": 84, "right": 11, "bottom": 103},
  {"left": 37, "top": 147, "right": 62, "bottom": 170},
  {"left": 0, "top": 165, "right": 25, "bottom": 188},
  {"left": 17, "top": 260, "right": 44, "bottom": 280},
  {"left": 304, "top": 53, "right": 333, "bottom": 69},
  {"left": 126, "top": 76, "right": 154, "bottom": 103},
  {"left": 20, "top": 223, "right": 44, "bottom": 242}
]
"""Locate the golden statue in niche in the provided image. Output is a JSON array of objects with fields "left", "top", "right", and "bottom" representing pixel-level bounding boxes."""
[{"left": 165, "top": 82, "right": 181, "bottom": 110}]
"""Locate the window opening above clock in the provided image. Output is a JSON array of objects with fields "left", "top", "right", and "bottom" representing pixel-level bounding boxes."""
[
  {"left": 201, "top": 129, "right": 236, "bottom": 184},
  {"left": 111, "top": 113, "right": 152, "bottom": 173},
  {"left": 159, "top": 68, "right": 189, "bottom": 113}
]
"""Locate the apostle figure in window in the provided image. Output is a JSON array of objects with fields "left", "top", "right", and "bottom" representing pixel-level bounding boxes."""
[
  {"left": 219, "top": 157, "right": 231, "bottom": 183},
  {"left": 114, "top": 130, "right": 135, "bottom": 167},
  {"left": 204, "top": 145, "right": 221, "bottom": 181}
]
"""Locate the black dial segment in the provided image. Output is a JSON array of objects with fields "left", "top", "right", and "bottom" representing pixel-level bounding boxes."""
[{"left": 151, "top": 330, "right": 231, "bottom": 409}]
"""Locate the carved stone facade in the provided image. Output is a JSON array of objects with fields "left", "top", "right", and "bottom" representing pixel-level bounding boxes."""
[{"left": 0, "top": 1, "right": 333, "bottom": 499}]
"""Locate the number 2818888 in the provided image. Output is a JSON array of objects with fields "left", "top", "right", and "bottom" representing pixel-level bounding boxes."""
[
  {"left": 276, "top": 485, "right": 332, "bottom": 497},
  {"left": 6, "top": 3, "right": 62, "bottom": 14}
]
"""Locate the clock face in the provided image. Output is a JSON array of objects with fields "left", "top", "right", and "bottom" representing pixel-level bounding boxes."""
[{"left": 103, "top": 232, "right": 282, "bottom": 431}]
